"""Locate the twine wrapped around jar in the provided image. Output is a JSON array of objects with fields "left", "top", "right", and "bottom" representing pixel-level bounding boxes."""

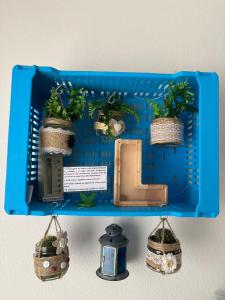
[
  {"left": 150, "top": 118, "right": 184, "bottom": 146},
  {"left": 146, "top": 217, "right": 182, "bottom": 274},
  {"left": 33, "top": 216, "right": 69, "bottom": 281},
  {"left": 34, "top": 252, "right": 69, "bottom": 281},
  {"left": 39, "top": 118, "right": 74, "bottom": 156},
  {"left": 94, "top": 121, "right": 108, "bottom": 134}
]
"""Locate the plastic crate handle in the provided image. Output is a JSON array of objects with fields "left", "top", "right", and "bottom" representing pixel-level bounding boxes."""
[{"left": 5, "top": 65, "right": 36, "bottom": 214}]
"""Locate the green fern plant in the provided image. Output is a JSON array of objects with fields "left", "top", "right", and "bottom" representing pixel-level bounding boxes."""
[
  {"left": 88, "top": 93, "right": 139, "bottom": 124},
  {"left": 149, "top": 80, "right": 198, "bottom": 119},
  {"left": 44, "top": 85, "right": 86, "bottom": 122},
  {"left": 78, "top": 192, "right": 96, "bottom": 208}
]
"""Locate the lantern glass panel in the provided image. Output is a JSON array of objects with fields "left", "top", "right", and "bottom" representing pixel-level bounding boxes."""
[
  {"left": 118, "top": 247, "right": 126, "bottom": 274},
  {"left": 102, "top": 246, "right": 116, "bottom": 276}
]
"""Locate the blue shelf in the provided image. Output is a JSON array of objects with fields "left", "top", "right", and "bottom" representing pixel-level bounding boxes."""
[{"left": 5, "top": 65, "right": 219, "bottom": 217}]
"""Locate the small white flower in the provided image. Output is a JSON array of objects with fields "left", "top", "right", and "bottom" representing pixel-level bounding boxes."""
[
  {"left": 161, "top": 253, "right": 177, "bottom": 274},
  {"left": 59, "top": 239, "right": 66, "bottom": 248},
  {"left": 52, "top": 231, "right": 68, "bottom": 255}
]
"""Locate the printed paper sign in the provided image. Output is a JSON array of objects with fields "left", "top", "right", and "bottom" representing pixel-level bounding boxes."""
[{"left": 64, "top": 166, "right": 107, "bottom": 192}]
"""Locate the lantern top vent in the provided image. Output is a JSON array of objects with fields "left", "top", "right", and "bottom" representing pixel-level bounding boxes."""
[{"left": 99, "top": 224, "right": 129, "bottom": 247}]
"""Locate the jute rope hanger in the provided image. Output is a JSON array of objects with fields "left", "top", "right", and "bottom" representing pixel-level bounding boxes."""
[
  {"left": 38, "top": 216, "right": 62, "bottom": 258},
  {"left": 43, "top": 216, "right": 62, "bottom": 239},
  {"left": 149, "top": 217, "right": 178, "bottom": 244}
]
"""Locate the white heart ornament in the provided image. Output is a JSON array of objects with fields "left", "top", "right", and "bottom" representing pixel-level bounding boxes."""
[
  {"left": 109, "top": 119, "right": 125, "bottom": 137},
  {"left": 114, "top": 123, "right": 122, "bottom": 132}
]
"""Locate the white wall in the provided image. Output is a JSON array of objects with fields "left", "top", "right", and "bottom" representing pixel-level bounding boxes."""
[{"left": 0, "top": 1, "right": 224, "bottom": 299}]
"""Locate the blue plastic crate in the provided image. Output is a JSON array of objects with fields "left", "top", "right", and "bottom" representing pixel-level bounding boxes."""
[{"left": 5, "top": 65, "right": 219, "bottom": 217}]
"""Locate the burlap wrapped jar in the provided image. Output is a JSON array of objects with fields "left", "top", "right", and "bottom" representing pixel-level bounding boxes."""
[
  {"left": 146, "top": 218, "right": 182, "bottom": 274},
  {"left": 150, "top": 118, "right": 184, "bottom": 146},
  {"left": 39, "top": 118, "right": 74, "bottom": 156},
  {"left": 94, "top": 111, "right": 125, "bottom": 137},
  {"left": 33, "top": 216, "right": 69, "bottom": 281}
]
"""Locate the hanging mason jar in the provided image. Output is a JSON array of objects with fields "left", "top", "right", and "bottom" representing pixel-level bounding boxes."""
[
  {"left": 146, "top": 217, "right": 182, "bottom": 274},
  {"left": 33, "top": 216, "right": 69, "bottom": 281},
  {"left": 89, "top": 93, "right": 138, "bottom": 138},
  {"left": 94, "top": 111, "right": 125, "bottom": 137},
  {"left": 96, "top": 224, "right": 129, "bottom": 281}
]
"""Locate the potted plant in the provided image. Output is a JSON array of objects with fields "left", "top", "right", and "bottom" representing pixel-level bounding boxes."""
[
  {"left": 146, "top": 217, "right": 182, "bottom": 274},
  {"left": 33, "top": 216, "right": 69, "bottom": 281},
  {"left": 40, "top": 84, "right": 86, "bottom": 155},
  {"left": 88, "top": 93, "right": 139, "bottom": 138},
  {"left": 149, "top": 80, "right": 197, "bottom": 145}
]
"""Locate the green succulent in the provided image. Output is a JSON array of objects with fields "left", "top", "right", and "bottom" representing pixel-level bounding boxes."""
[
  {"left": 152, "top": 228, "right": 176, "bottom": 244},
  {"left": 148, "top": 80, "right": 198, "bottom": 119},
  {"left": 37, "top": 235, "right": 57, "bottom": 248},
  {"left": 78, "top": 192, "right": 96, "bottom": 208}
]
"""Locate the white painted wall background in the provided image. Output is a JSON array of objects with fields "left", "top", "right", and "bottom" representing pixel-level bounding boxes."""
[{"left": 0, "top": 1, "right": 224, "bottom": 299}]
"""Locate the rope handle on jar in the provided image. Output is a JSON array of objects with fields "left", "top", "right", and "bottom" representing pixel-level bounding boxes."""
[
  {"left": 149, "top": 217, "right": 179, "bottom": 244},
  {"left": 37, "top": 216, "right": 62, "bottom": 257}
]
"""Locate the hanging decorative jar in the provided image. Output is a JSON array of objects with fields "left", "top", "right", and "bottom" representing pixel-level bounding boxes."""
[
  {"left": 146, "top": 217, "right": 182, "bottom": 274},
  {"left": 96, "top": 224, "right": 129, "bottom": 281},
  {"left": 89, "top": 93, "right": 139, "bottom": 138},
  {"left": 39, "top": 84, "right": 86, "bottom": 155},
  {"left": 94, "top": 111, "right": 125, "bottom": 137},
  {"left": 148, "top": 80, "right": 197, "bottom": 146},
  {"left": 33, "top": 216, "right": 69, "bottom": 281}
]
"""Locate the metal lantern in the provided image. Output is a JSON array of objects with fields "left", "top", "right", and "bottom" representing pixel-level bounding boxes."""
[{"left": 96, "top": 224, "right": 129, "bottom": 281}]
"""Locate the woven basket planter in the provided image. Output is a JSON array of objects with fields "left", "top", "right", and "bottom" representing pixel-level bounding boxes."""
[
  {"left": 39, "top": 118, "right": 74, "bottom": 156},
  {"left": 150, "top": 118, "right": 184, "bottom": 146},
  {"left": 146, "top": 218, "right": 182, "bottom": 274},
  {"left": 33, "top": 216, "right": 70, "bottom": 281}
]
